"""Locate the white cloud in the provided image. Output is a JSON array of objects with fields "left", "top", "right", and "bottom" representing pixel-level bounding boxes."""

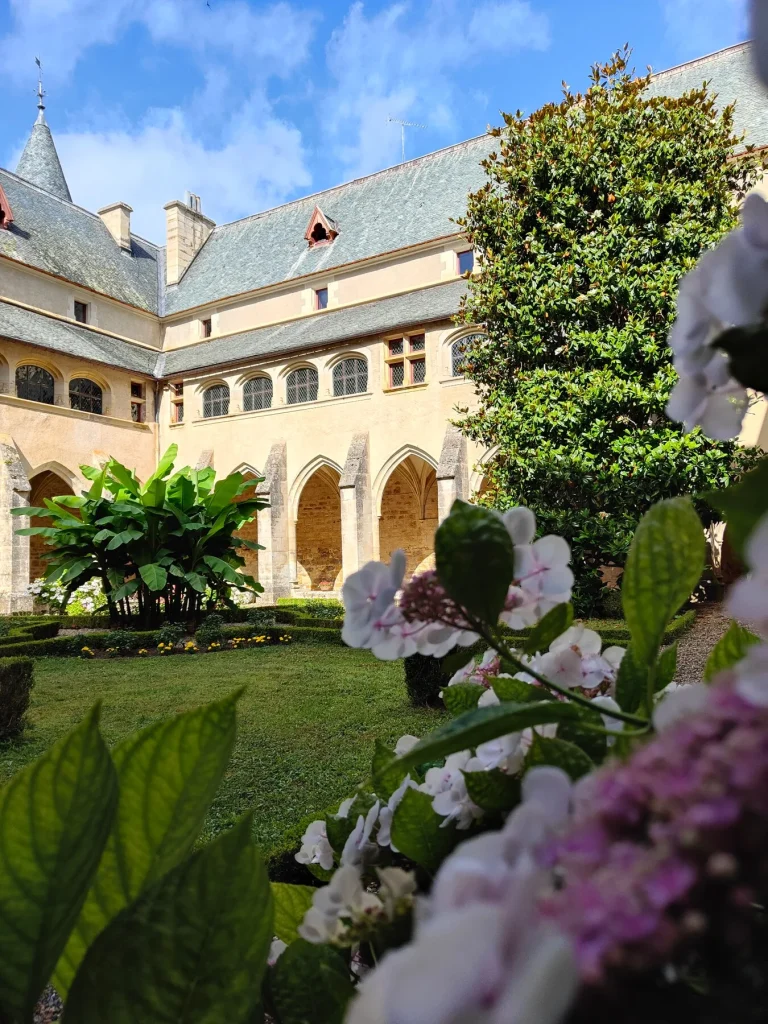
[
  {"left": 0, "top": 0, "right": 317, "bottom": 84},
  {"left": 50, "top": 103, "right": 311, "bottom": 240},
  {"left": 661, "top": 0, "right": 749, "bottom": 57},
  {"left": 324, "top": 0, "right": 550, "bottom": 178}
]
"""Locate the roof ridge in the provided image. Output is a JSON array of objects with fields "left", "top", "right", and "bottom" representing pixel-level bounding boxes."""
[
  {"left": 0, "top": 166, "right": 161, "bottom": 251},
  {"left": 206, "top": 132, "right": 492, "bottom": 235},
  {"left": 651, "top": 40, "right": 751, "bottom": 79}
]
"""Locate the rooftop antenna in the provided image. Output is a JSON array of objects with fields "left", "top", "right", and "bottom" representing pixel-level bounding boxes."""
[
  {"left": 387, "top": 116, "right": 427, "bottom": 162},
  {"left": 34, "top": 57, "right": 46, "bottom": 123}
]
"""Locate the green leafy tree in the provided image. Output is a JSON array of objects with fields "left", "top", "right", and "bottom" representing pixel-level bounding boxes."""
[
  {"left": 456, "top": 48, "right": 766, "bottom": 611},
  {"left": 13, "top": 445, "right": 265, "bottom": 628}
]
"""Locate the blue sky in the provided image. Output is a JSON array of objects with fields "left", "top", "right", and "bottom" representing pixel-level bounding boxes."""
[{"left": 0, "top": 0, "right": 750, "bottom": 241}]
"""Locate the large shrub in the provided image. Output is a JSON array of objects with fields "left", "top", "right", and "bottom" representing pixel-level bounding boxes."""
[
  {"left": 456, "top": 49, "right": 765, "bottom": 612},
  {"left": 13, "top": 445, "right": 266, "bottom": 628},
  {"left": 0, "top": 657, "right": 34, "bottom": 740}
]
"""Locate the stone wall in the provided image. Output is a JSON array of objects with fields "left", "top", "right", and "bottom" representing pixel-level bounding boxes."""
[
  {"left": 379, "top": 465, "right": 438, "bottom": 576},
  {"left": 28, "top": 471, "right": 74, "bottom": 581},
  {"left": 296, "top": 470, "right": 342, "bottom": 590},
  {"left": 233, "top": 474, "right": 260, "bottom": 582}
]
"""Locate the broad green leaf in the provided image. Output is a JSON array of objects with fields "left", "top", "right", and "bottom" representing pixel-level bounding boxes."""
[
  {"left": 704, "top": 458, "right": 768, "bottom": 560},
  {"left": 140, "top": 478, "right": 166, "bottom": 509},
  {"left": 139, "top": 562, "right": 168, "bottom": 592},
  {"left": 112, "top": 578, "right": 140, "bottom": 603},
  {"left": 86, "top": 468, "right": 107, "bottom": 501},
  {"left": 390, "top": 789, "right": 458, "bottom": 872},
  {"left": 106, "top": 567, "right": 124, "bottom": 591},
  {"left": 614, "top": 644, "right": 646, "bottom": 713},
  {"left": 463, "top": 768, "right": 520, "bottom": 812},
  {"left": 142, "top": 444, "right": 178, "bottom": 491},
  {"left": 107, "top": 529, "right": 143, "bottom": 550},
  {"left": 556, "top": 705, "right": 607, "bottom": 764},
  {"left": 91, "top": 529, "right": 115, "bottom": 544},
  {"left": 63, "top": 816, "right": 272, "bottom": 1024},
  {"left": 391, "top": 701, "right": 578, "bottom": 774},
  {"left": 185, "top": 571, "right": 208, "bottom": 593},
  {"left": 655, "top": 643, "right": 678, "bottom": 692},
  {"left": 704, "top": 621, "right": 760, "bottom": 681},
  {"left": 622, "top": 498, "right": 705, "bottom": 665},
  {"left": 372, "top": 740, "right": 407, "bottom": 801},
  {"left": 14, "top": 526, "right": 59, "bottom": 537},
  {"left": 435, "top": 500, "right": 515, "bottom": 625},
  {"left": 208, "top": 474, "right": 244, "bottom": 516},
  {"left": 0, "top": 707, "right": 117, "bottom": 1023},
  {"left": 235, "top": 537, "right": 264, "bottom": 552},
  {"left": 52, "top": 495, "right": 87, "bottom": 509},
  {"left": 493, "top": 676, "right": 551, "bottom": 702},
  {"left": 107, "top": 459, "right": 140, "bottom": 496},
  {"left": 442, "top": 684, "right": 482, "bottom": 715},
  {"left": 325, "top": 807, "right": 359, "bottom": 853},
  {"left": 523, "top": 603, "right": 574, "bottom": 654},
  {"left": 9, "top": 506, "right": 47, "bottom": 516},
  {"left": 56, "top": 692, "right": 240, "bottom": 996},
  {"left": 271, "top": 940, "right": 354, "bottom": 1024},
  {"left": 61, "top": 558, "right": 93, "bottom": 584},
  {"left": 271, "top": 884, "right": 315, "bottom": 945},
  {"left": 203, "top": 555, "right": 241, "bottom": 584},
  {"left": 525, "top": 732, "right": 594, "bottom": 780}
]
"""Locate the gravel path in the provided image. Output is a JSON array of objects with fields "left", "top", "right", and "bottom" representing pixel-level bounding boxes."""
[{"left": 674, "top": 603, "right": 730, "bottom": 683}]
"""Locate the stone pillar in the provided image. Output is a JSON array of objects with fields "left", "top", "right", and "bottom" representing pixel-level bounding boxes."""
[
  {"left": 339, "top": 433, "right": 373, "bottom": 582},
  {"left": 0, "top": 435, "right": 32, "bottom": 613},
  {"left": 195, "top": 450, "right": 214, "bottom": 471},
  {"left": 256, "top": 442, "right": 291, "bottom": 603},
  {"left": 437, "top": 425, "right": 469, "bottom": 523}
]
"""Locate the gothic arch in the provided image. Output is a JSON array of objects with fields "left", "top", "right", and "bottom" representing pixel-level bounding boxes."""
[
  {"left": 469, "top": 446, "right": 500, "bottom": 498},
  {"left": 289, "top": 456, "right": 344, "bottom": 521},
  {"left": 373, "top": 445, "right": 438, "bottom": 517},
  {"left": 27, "top": 466, "right": 77, "bottom": 582},
  {"left": 377, "top": 448, "right": 439, "bottom": 578},
  {"left": 292, "top": 458, "right": 343, "bottom": 592}
]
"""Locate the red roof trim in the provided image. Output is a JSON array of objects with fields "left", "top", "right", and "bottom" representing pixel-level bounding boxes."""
[
  {"left": 0, "top": 184, "right": 13, "bottom": 230},
  {"left": 304, "top": 205, "right": 338, "bottom": 247}
]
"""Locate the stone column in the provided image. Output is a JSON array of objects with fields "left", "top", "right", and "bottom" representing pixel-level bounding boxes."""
[
  {"left": 339, "top": 433, "right": 373, "bottom": 582},
  {"left": 437, "top": 425, "right": 469, "bottom": 523},
  {"left": 0, "top": 435, "right": 32, "bottom": 613},
  {"left": 256, "top": 442, "right": 291, "bottom": 603}
]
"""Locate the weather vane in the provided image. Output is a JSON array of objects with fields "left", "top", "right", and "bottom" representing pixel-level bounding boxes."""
[{"left": 34, "top": 56, "right": 45, "bottom": 116}]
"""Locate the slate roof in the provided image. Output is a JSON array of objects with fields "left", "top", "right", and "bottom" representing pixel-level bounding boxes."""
[
  {"left": 15, "top": 114, "right": 72, "bottom": 203},
  {"left": 163, "top": 136, "right": 495, "bottom": 315},
  {"left": 0, "top": 279, "right": 465, "bottom": 378},
  {"left": 647, "top": 42, "right": 768, "bottom": 148},
  {"left": 0, "top": 300, "right": 159, "bottom": 376},
  {"left": 0, "top": 169, "right": 161, "bottom": 313},
  {"left": 161, "top": 279, "right": 467, "bottom": 375}
]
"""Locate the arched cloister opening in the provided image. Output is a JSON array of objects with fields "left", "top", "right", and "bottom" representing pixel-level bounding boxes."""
[
  {"left": 295, "top": 465, "right": 342, "bottom": 591},
  {"left": 232, "top": 470, "right": 260, "bottom": 585},
  {"left": 28, "top": 469, "right": 75, "bottom": 581},
  {"left": 378, "top": 455, "right": 438, "bottom": 578}
]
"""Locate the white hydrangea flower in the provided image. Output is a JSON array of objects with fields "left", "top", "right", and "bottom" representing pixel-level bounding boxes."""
[
  {"left": 341, "top": 552, "right": 405, "bottom": 649},
  {"left": 420, "top": 752, "right": 483, "bottom": 830},
  {"left": 341, "top": 800, "right": 381, "bottom": 866},
  {"left": 268, "top": 938, "right": 287, "bottom": 965},
  {"left": 652, "top": 682, "right": 710, "bottom": 731},
  {"left": 732, "top": 643, "right": 768, "bottom": 708},
  {"left": 295, "top": 820, "right": 334, "bottom": 872},
  {"left": 298, "top": 864, "right": 382, "bottom": 944},
  {"left": 727, "top": 512, "right": 768, "bottom": 636},
  {"left": 377, "top": 775, "right": 418, "bottom": 851},
  {"left": 538, "top": 624, "right": 623, "bottom": 691}
]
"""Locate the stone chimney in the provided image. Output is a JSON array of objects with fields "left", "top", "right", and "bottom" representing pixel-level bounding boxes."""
[
  {"left": 98, "top": 201, "right": 133, "bottom": 252},
  {"left": 164, "top": 194, "right": 215, "bottom": 286}
]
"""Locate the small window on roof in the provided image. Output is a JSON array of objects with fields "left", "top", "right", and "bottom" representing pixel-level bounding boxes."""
[{"left": 305, "top": 206, "right": 338, "bottom": 248}]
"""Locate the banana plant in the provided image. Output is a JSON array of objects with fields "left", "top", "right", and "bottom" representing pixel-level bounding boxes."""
[{"left": 13, "top": 445, "right": 266, "bottom": 628}]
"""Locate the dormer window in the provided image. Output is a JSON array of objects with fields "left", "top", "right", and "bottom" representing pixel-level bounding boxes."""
[
  {"left": 0, "top": 185, "right": 13, "bottom": 231},
  {"left": 305, "top": 206, "right": 338, "bottom": 248}
]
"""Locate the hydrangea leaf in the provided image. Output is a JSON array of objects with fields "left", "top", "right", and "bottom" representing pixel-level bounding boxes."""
[
  {"left": 614, "top": 643, "right": 646, "bottom": 713},
  {"left": 704, "top": 622, "right": 761, "bottom": 682},
  {"left": 55, "top": 692, "right": 240, "bottom": 996},
  {"left": 522, "top": 603, "right": 574, "bottom": 655},
  {"left": 703, "top": 456, "right": 768, "bottom": 560},
  {"left": 271, "top": 883, "right": 316, "bottom": 945},
  {"left": 493, "top": 676, "right": 551, "bottom": 703},
  {"left": 463, "top": 768, "right": 520, "bottom": 812},
  {"left": 391, "top": 701, "right": 578, "bottom": 775},
  {"left": 442, "top": 684, "right": 483, "bottom": 716},
  {"left": 622, "top": 498, "right": 705, "bottom": 666},
  {"left": 655, "top": 643, "right": 678, "bottom": 692},
  {"left": 270, "top": 939, "right": 354, "bottom": 1024},
  {"left": 435, "top": 500, "right": 515, "bottom": 625},
  {"left": 63, "top": 815, "right": 272, "bottom": 1024},
  {"left": 524, "top": 732, "right": 594, "bottom": 780},
  {"left": 0, "top": 707, "right": 116, "bottom": 1024},
  {"left": 372, "top": 740, "right": 406, "bottom": 801},
  {"left": 556, "top": 705, "right": 608, "bottom": 763},
  {"left": 390, "top": 789, "right": 459, "bottom": 872},
  {"left": 441, "top": 648, "right": 478, "bottom": 678}
]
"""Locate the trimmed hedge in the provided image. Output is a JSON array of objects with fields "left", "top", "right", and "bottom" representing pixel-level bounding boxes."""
[{"left": 0, "top": 656, "right": 34, "bottom": 740}]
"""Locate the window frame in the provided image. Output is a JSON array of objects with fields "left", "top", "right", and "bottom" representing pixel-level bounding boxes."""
[
  {"left": 457, "top": 249, "right": 475, "bottom": 276},
  {"left": 383, "top": 332, "right": 428, "bottom": 391},
  {"left": 202, "top": 382, "right": 230, "bottom": 419},
  {"left": 448, "top": 332, "right": 485, "bottom": 379},
  {"left": 286, "top": 366, "right": 319, "bottom": 406},
  {"left": 69, "top": 376, "right": 103, "bottom": 415},
  {"left": 170, "top": 381, "right": 184, "bottom": 424},
  {"left": 243, "top": 375, "right": 274, "bottom": 412},
  {"left": 332, "top": 357, "right": 368, "bottom": 398},
  {"left": 73, "top": 300, "right": 89, "bottom": 324},
  {"left": 315, "top": 287, "right": 329, "bottom": 311},
  {"left": 130, "top": 380, "right": 146, "bottom": 423},
  {"left": 201, "top": 317, "right": 213, "bottom": 339},
  {"left": 15, "top": 364, "right": 55, "bottom": 405}
]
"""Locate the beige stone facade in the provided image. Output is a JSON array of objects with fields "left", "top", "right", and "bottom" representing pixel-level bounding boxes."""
[{"left": 2, "top": 42, "right": 768, "bottom": 613}]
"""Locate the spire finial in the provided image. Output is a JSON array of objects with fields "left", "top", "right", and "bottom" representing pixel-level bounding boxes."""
[{"left": 34, "top": 57, "right": 46, "bottom": 124}]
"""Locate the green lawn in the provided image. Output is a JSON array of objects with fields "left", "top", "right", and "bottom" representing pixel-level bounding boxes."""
[{"left": 0, "top": 647, "right": 445, "bottom": 857}]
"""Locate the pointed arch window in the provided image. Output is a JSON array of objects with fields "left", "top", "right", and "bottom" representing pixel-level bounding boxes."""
[
  {"left": 203, "top": 383, "right": 230, "bottom": 418},
  {"left": 286, "top": 367, "right": 318, "bottom": 405},
  {"left": 243, "top": 376, "right": 273, "bottom": 412},
  {"left": 333, "top": 358, "right": 368, "bottom": 397},
  {"left": 69, "top": 377, "right": 103, "bottom": 414},
  {"left": 16, "top": 365, "right": 54, "bottom": 404}
]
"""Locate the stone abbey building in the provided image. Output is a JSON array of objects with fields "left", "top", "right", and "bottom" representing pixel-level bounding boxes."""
[{"left": 1, "top": 42, "right": 767, "bottom": 612}]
